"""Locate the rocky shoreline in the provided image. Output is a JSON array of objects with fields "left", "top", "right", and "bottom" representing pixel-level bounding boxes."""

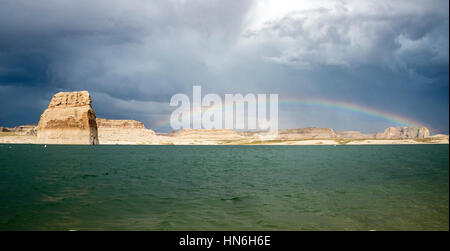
[{"left": 1, "top": 91, "right": 448, "bottom": 145}]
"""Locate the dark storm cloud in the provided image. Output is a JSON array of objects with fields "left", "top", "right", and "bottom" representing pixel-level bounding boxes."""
[
  {"left": 0, "top": 0, "right": 254, "bottom": 97},
  {"left": 0, "top": 0, "right": 256, "bottom": 127},
  {"left": 0, "top": 0, "right": 448, "bottom": 133}
]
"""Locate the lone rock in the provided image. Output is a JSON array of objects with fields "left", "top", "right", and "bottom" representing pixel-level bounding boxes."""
[{"left": 36, "top": 91, "right": 99, "bottom": 144}]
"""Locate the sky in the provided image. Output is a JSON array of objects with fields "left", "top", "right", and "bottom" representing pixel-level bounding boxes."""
[{"left": 0, "top": 0, "right": 448, "bottom": 134}]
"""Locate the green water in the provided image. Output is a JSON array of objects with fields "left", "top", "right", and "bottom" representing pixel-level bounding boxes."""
[{"left": 0, "top": 144, "right": 448, "bottom": 230}]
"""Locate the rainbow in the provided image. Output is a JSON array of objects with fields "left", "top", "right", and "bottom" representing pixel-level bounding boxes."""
[
  {"left": 152, "top": 96, "right": 425, "bottom": 130},
  {"left": 280, "top": 97, "right": 424, "bottom": 127}
]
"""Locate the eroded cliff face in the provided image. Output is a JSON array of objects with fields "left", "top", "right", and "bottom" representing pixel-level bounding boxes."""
[
  {"left": 36, "top": 91, "right": 99, "bottom": 145},
  {"left": 157, "top": 129, "right": 246, "bottom": 144},
  {"left": 96, "top": 119, "right": 146, "bottom": 129},
  {"left": 96, "top": 118, "right": 157, "bottom": 144},
  {"left": 277, "top": 127, "right": 430, "bottom": 140},
  {"left": 335, "top": 131, "right": 375, "bottom": 139},
  {"left": 1, "top": 125, "right": 37, "bottom": 135},
  {"left": 168, "top": 129, "right": 243, "bottom": 139},
  {"left": 375, "top": 126, "right": 430, "bottom": 139},
  {"left": 277, "top": 127, "right": 337, "bottom": 139}
]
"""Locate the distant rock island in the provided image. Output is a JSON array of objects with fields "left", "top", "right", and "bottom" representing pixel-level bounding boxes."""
[
  {"left": 0, "top": 91, "right": 448, "bottom": 145},
  {"left": 96, "top": 118, "right": 157, "bottom": 144}
]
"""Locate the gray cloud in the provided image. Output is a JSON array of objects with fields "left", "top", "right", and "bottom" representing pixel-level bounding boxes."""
[{"left": 246, "top": 0, "right": 448, "bottom": 77}]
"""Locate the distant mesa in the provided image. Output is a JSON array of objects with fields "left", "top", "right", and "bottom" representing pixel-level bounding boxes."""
[
  {"left": 375, "top": 126, "right": 430, "bottom": 139},
  {"left": 96, "top": 118, "right": 157, "bottom": 144},
  {"left": 277, "top": 127, "right": 430, "bottom": 140},
  {"left": 431, "top": 134, "right": 449, "bottom": 138},
  {"left": 96, "top": 118, "right": 148, "bottom": 129},
  {"left": 278, "top": 127, "right": 337, "bottom": 139},
  {"left": 1, "top": 125, "right": 37, "bottom": 136},
  {"left": 167, "top": 128, "right": 243, "bottom": 139},
  {"left": 36, "top": 91, "right": 99, "bottom": 145},
  {"left": 335, "top": 130, "right": 374, "bottom": 139},
  {"left": 278, "top": 127, "right": 375, "bottom": 139}
]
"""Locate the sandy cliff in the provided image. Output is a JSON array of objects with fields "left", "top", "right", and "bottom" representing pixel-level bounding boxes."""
[
  {"left": 1, "top": 125, "right": 37, "bottom": 136},
  {"left": 36, "top": 91, "right": 99, "bottom": 145},
  {"left": 335, "top": 131, "right": 375, "bottom": 139},
  {"left": 96, "top": 118, "right": 157, "bottom": 144},
  {"left": 375, "top": 126, "right": 430, "bottom": 139},
  {"left": 168, "top": 129, "right": 243, "bottom": 139},
  {"left": 277, "top": 127, "right": 337, "bottom": 139},
  {"left": 158, "top": 129, "right": 247, "bottom": 144}
]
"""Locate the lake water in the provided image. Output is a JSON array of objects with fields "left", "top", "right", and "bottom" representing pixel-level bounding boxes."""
[{"left": 0, "top": 144, "right": 448, "bottom": 230}]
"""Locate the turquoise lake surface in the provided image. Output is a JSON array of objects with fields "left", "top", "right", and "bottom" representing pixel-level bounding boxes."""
[{"left": 0, "top": 144, "right": 448, "bottom": 230}]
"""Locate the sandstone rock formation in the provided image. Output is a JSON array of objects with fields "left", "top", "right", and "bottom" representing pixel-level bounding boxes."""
[
  {"left": 335, "top": 131, "right": 375, "bottom": 139},
  {"left": 431, "top": 134, "right": 449, "bottom": 139},
  {"left": 375, "top": 126, "right": 430, "bottom": 139},
  {"left": 96, "top": 118, "right": 157, "bottom": 144},
  {"left": 0, "top": 125, "right": 37, "bottom": 135},
  {"left": 36, "top": 91, "right": 98, "bottom": 144},
  {"left": 154, "top": 129, "right": 248, "bottom": 144},
  {"left": 277, "top": 127, "right": 337, "bottom": 139},
  {"left": 167, "top": 129, "right": 243, "bottom": 139},
  {"left": 430, "top": 134, "right": 449, "bottom": 144}
]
